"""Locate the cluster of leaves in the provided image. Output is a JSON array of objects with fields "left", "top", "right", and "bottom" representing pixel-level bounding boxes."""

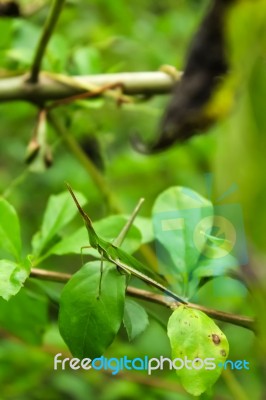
[
  {"left": 1, "top": 0, "right": 264, "bottom": 398},
  {"left": 0, "top": 185, "right": 242, "bottom": 395},
  {"left": 0, "top": 0, "right": 207, "bottom": 74}
]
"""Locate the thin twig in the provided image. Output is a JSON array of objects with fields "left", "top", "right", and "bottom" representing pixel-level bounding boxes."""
[
  {"left": 113, "top": 198, "right": 145, "bottom": 247},
  {"left": 48, "top": 113, "right": 119, "bottom": 212},
  {"left": 30, "top": 267, "right": 71, "bottom": 282},
  {"left": 127, "top": 287, "right": 255, "bottom": 331},
  {"left": 28, "top": 0, "right": 66, "bottom": 83},
  {"left": 30, "top": 268, "right": 255, "bottom": 331}
]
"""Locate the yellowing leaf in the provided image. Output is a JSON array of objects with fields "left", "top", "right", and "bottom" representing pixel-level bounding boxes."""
[{"left": 167, "top": 305, "right": 229, "bottom": 396}]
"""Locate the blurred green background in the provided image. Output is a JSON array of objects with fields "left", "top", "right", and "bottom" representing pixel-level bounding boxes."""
[{"left": 0, "top": 0, "right": 265, "bottom": 399}]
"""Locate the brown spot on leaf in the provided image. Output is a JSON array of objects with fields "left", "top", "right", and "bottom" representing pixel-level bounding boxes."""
[
  {"left": 220, "top": 349, "right": 226, "bottom": 357},
  {"left": 212, "top": 334, "right": 220, "bottom": 345}
]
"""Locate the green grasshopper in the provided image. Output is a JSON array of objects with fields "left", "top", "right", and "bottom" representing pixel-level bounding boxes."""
[{"left": 66, "top": 183, "right": 187, "bottom": 304}]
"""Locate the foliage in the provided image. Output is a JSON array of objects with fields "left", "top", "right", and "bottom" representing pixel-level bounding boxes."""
[
  {"left": 0, "top": 0, "right": 265, "bottom": 399},
  {"left": 0, "top": 185, "right": 249, "bottom": 397}
]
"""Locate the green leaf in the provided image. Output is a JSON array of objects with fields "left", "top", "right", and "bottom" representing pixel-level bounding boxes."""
[
  {"left": 32, "top": 191, "right": 87, "bottom": 257},
  {"left": 192, "top": 253, "right": 238, "bottom": 279},
  {"left": 195, "top": 277, "right": 247, "bottom": 311},
  {"left": 44, "top": 226, "right": 91, "bottom": 258},
  {"left": 133, "top": 216, "right": 154, "bottom": 243},
  {"left": 188, "top": 251, "right": 238, "bottom": 298},
  {"left": 45, "top": 215, "right": 142, "bottom": 258},
  {"left": 0, "top": 197, "right": 21, "bottom": 261},
  {"left": 152, "top": 187, "right": 213, "bottom": 277},
  {"left": 59, "top": 262, "right": 126, "bottom": 358},
  {"left": 0, "top": 259, "right": 30, "bottom": 301},
  {"left": 0, "top": 287, "right": 48, "bottom": 344},
  {"left": 95, "top": 216, "right": 142, "bottom": 253},
  {"left": 123, "top": 299, "right": 149, "bottom": 341},
  {"left": 167, "top": 305, "right": 229, "bottom": 396}
]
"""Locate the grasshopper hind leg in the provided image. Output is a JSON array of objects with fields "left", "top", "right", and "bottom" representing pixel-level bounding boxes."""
[
  {"left": 115, "top": 264, "right": 131, "bottom": 288},
  {"left": 80, "top": 245, "right": 103, "bottom": 300},
  {"left": 97, "top": 250, "right": 104, "bottom": 300}
]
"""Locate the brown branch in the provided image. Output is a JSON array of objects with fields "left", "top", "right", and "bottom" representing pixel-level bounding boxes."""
[
  {"left": 126, "top": 287, "right": 255, "bottom": 331},
  {"left": 30, "top": 268, "right": 256, "bottom": 331},
  {"left": 30, "top": 267, "right": 71, "bottom": 282}
]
